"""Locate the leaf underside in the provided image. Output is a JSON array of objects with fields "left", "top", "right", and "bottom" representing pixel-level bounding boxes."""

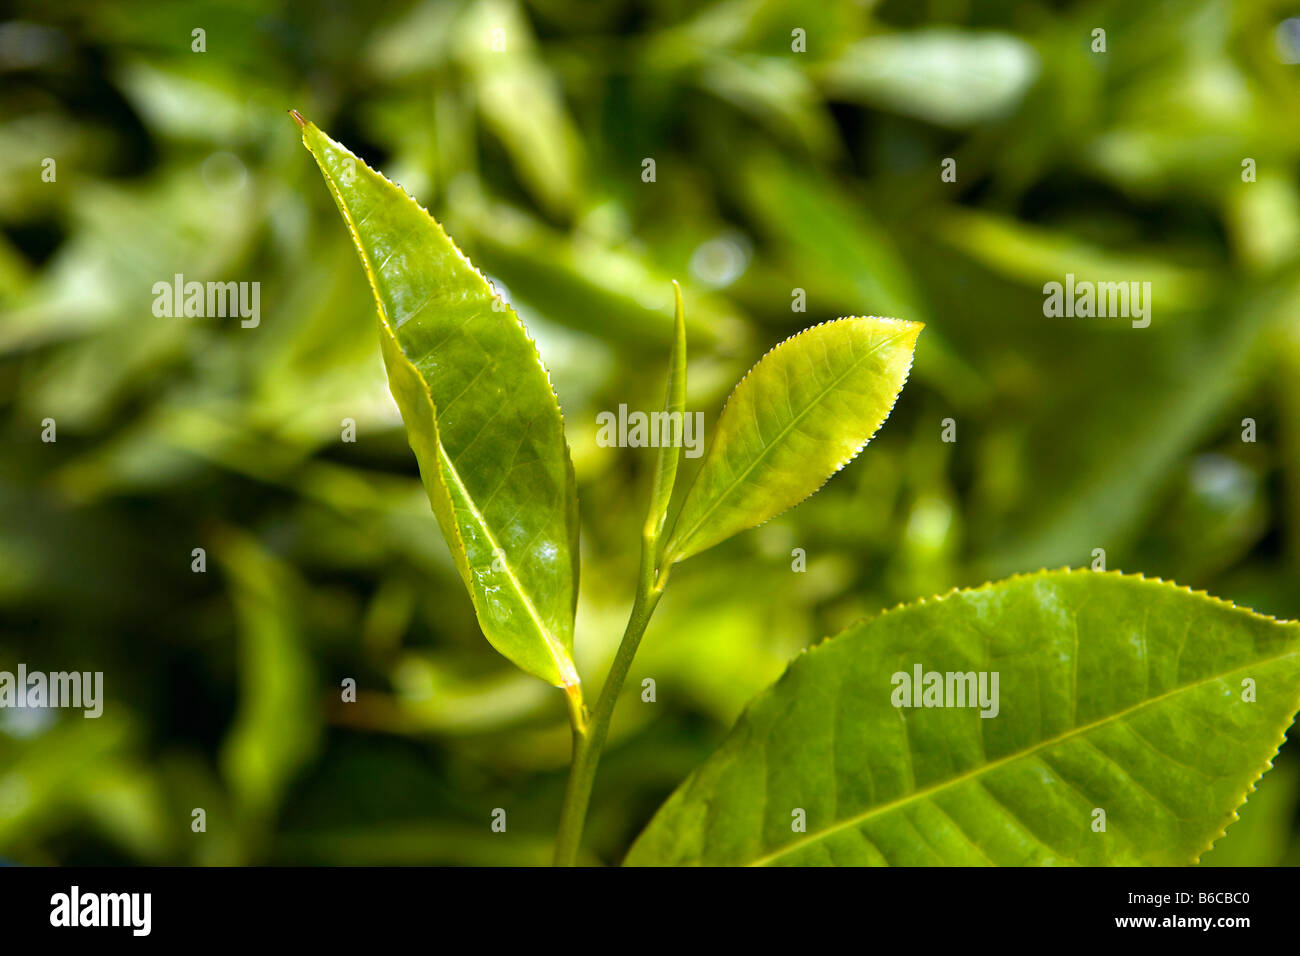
[
  {"left": 666, "top": 316, "right": 921, "bottom": 563},
  {"left": 626, "top": 570, "right": 1300, "bottom": 866},
  {"left": 300, "top": 119, "right": 580, "bottom": 687}
]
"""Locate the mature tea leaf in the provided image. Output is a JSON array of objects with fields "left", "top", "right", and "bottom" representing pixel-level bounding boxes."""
[
  {"left": 1200, "top": 756, "right": 1300, "bottom": 867},
  {"left": 626, "top": 570, "right": 1300, "bottom": 865},
  {"left": 664, "top": 317, "right": 920, "bottom": 563},
  {"left": 298, "top": 116, "right": 580, "bottom": 688}
]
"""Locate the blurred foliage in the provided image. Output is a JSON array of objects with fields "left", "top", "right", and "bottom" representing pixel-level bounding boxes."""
[{"left": 1, "top": 0, "right": 1299, "bottom": 865}]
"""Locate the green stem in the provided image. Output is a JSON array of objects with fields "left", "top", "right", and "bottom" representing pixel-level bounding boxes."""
[
  {"left": 553, "top": 535, "right": 670, "bottom": 866},
  {"left": 554, "top": 280, "right": 686, "bottom": 865}
]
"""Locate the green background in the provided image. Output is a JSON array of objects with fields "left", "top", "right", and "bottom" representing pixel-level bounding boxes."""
[{"left": 1, "top": 0, "right": 1298, "bottom": 865}]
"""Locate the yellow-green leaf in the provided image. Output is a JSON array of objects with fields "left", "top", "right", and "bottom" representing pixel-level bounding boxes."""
[
  {"left": 626, "top": 571, "right": 1300, "bottom": 865},
  {"left": 664, "top": 316, "right": 921, "bottom": 563},
  {"left": 297, "top": 116, "right": 580, "bottom": 688},
  {"left": 644, "top": 281, "right": 687, "bottom": 551}
]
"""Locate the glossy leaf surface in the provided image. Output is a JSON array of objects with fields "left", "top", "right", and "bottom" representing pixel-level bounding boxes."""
[
  {"left": 665, "top": 317, "right": 920, "bottom": 562},
  {"left": 299, "top": 117, "right": 580, "bottom": 687},
  {"left": 627, "top": 570, "right": 1300, "bottom": 865}
]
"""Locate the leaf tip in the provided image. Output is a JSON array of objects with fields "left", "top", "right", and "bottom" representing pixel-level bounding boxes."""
[
  {"left": 289, "top": 108, "right": 307, "bottom": 129},
  {"left": 888, "top": 315, "right": 924, "bottom": 342}
]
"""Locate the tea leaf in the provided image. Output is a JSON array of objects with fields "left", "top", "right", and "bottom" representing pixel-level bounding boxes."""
[
  {"left": 626, "top": 570, "right": 1300, "bottom": 865},
  {"left": 644, "top": 281, "right": 687, "bottom": 551},
  {"left": 664, "top": 317, "right": 920, "bottom": 563},
  {"left": 298, "top": 117, "right": 580, "bottom": 688},
  {"left": 1200, "top": 756, "right": 1300, "bottom": 867}
]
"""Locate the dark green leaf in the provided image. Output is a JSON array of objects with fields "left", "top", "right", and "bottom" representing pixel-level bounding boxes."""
[{"left": 627, "top": 570, "right": 1300, "bottom": 865}]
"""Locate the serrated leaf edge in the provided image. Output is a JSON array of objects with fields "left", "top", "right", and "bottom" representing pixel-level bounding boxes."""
[
  {"left": 667, "top": 316, "right": 921, "bottom": 562},
  {"left": 767, "top": 568, "right": 1300, "bottom": 865},
  {"left": 300, "top": 120, "right": 580, "bottom": 687},
  {"left": 631, "top": 568, "right": 1299, "bottom": 866}
]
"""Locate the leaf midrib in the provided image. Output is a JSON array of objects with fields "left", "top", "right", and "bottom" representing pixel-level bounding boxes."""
[
  {"left": 670, "top": 326, "right": 905, "bottom": 557},
  {"left": 308, "top": 130, "right": 576, "bottom": 687},
  {"left": 437, "top": 443, "right": 577, "bottom": 687},
  {"left": 746, "top": 647, "right": 1300, "bottom": 866}
]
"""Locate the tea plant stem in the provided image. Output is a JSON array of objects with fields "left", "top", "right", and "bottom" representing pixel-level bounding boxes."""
[
  {"left": 555, "top": 291, "right": 684, "bottom": 866},
  {"left": 554, "top": 533, "right": 670, "bottom": 866}
]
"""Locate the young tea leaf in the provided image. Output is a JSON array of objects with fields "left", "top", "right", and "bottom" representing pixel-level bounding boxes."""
[
  {"left": 664, "top": 316, "right": 920, "bottom": 563},
  {"left": 644, "top": 281, "right": 688, "bottom": 553},
  {"left": 626, "top": 570, "right": 1300, "bottom": 865},
  {"left": 297, "top": 115, "right": 580, "bottom": 688}
]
